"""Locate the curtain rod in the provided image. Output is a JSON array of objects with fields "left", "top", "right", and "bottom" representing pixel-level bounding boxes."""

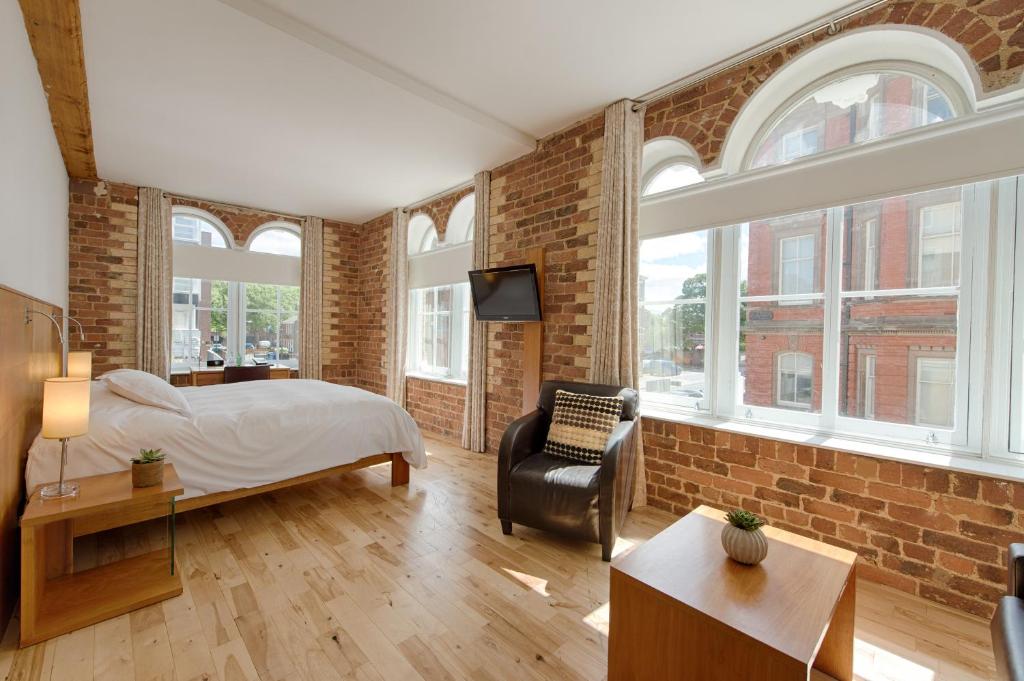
[
  {"left": 402, "top": 179, "right": 475, "bottom": 213},
  {"left": 631, "top": 0, "right": 890, "bottom": 111},
  {"left": 166, "top": 190, "right": 307, "bottom": 222}
]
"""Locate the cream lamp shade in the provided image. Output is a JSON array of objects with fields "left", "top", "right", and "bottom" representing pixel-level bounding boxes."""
[
  {"left": 67, "top": 351, "right": 92, "bottom": 379},
  {"left": 41, "top": 377, "right": 90, "bottom": 439}
]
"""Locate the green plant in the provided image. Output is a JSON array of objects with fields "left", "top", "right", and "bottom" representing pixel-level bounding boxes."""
[
  {"left": 725, "top": 509, "right": 766, "bottom": 532},
  {"left": 132, "top": 448, "right": 165, "bottom": 465}
]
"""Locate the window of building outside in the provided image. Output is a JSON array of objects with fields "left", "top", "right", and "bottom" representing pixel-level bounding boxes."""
[{"left": 171, "top": 214, "right": 301, "bottom": 371}]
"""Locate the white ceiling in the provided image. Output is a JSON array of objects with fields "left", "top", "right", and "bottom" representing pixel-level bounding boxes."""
[{"left": 81, "top": 0, "right": 859, "bottom": 223}]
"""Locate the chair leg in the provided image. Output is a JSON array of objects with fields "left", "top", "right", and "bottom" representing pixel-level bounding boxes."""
[
  {"left": 500, "top": 519, "right": 512, "bottom": 535},
  {"left": 602, "top": 540, "right": 613, "bottom": 562}
]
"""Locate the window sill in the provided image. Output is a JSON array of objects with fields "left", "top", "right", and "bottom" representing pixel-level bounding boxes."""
[
  {"left": 642, "top": 405, "right": 1024, "bottom": 483},
  {"left": 405, "top": 372, "right": 467, "bottom": 388}
]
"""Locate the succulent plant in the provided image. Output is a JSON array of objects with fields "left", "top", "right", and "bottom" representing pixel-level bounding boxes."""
[
  {"left": 725, "top": 509, "right": 766, "bottom": 532},
  {"left": 131, "top": 448, "right": 165, "bottom": 465}
]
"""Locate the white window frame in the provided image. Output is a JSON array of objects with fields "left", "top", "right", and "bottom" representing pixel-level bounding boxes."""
[
  {"left": 918, "top": 202, "right": 963, "bottom": 288},
  {"left": 863, "top": 218, "right": 879, "bottom": 292},
  {"left": 778, "top": 233, "right": 817, "bottom": 296},
  {"left": 915, "top": 356, "right": 956, "bottom": 428},
  {"left": 407, "top": 283, "right": 470, "bottom": 383}
]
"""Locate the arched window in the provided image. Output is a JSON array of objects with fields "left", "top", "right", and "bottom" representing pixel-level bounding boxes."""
[
  {"left": 248, "top": 225, "right": 301, "bottom": 257},
  {"left": 749, "top": 70, "right": 957, "bottom": 170},
  {"left": 406, "top": 205, "right": 473, "bottom": 382},
  {"left": 445, "top": 194, "right": 476, "bottom": 245},
  {"left": 170, "top": 209, "right": 301, "bottom": 373},
  {"left": 408, "top": 214, "right": 439, "bottom": 256},
  {"left": 776, "top": 352, "right": 813, "bottom": 409},
  {"left": 643, "top": 163, "right": 704, "bottom": 196},
  {"left": 641, "top": 137, "right": 704, "bottom": 197}
]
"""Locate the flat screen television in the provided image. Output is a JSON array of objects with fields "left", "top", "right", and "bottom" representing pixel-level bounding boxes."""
[{"left": 468, "top": 264, "right": 542, "bottom": 322}]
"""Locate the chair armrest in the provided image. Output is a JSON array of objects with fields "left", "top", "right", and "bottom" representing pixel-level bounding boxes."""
[
  {"left": 992, "top": 596, "right": 1024, "bottom": 681},
  {"left": 598, "top": 420, "right": 638, "bottom": 539},
  {"left": 497, "top": 410, "right": 547, "bottom": 521},
  {"left": 1009, "top": 544, "right": 1024, "bottom": 598}
]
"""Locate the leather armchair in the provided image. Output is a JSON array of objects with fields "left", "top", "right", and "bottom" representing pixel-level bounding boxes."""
[
  {"left": 497, "top": 380, "right": 639, "bottom": 561},
  {"left": 993, "top": 544, "right": 1024, "bottom": 681}
]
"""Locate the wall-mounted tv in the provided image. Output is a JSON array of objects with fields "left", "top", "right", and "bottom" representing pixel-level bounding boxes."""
[{"left": 468, "top": 264, "right": 542, "bottom": 322}]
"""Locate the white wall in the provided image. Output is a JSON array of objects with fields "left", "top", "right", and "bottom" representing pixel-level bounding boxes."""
[{"left": 0, "top": 1, "right": 69, "bottom": 309}]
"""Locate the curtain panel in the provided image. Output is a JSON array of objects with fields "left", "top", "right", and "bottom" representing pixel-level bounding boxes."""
[
  {"left": 136, "top": 187, "right": 172, "bottom": 380},
  {"left": 463, "top": 171, "right": 490, "bottom": 452},
  {"left": 385, "top": 209, "right": 410, "bottom": 406},
  {"left": 299, "top": 216, "right": 323, "bottom": 379},
  {"left": 592, "top": 99, "right": 647, "bottom": 506}
]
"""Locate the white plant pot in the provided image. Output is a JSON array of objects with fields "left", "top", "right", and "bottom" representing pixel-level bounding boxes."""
[{"left": 721, "top": 525, "right": 769, "bottom": 566}]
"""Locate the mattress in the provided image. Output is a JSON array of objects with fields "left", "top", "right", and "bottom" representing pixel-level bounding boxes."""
[{"left": 26, "top": 379, "right": 426, "bottom": 499}]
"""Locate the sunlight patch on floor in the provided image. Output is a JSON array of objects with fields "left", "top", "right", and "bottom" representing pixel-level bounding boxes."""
[
  {"left": 502, "top": 568, "right": 550, "bottom": 597},
  {"left": 583, "top": 601, "right": 610, "bottom": 637},
  {"left": 611, "top": 536, "right": 636, "bottom": 559},
  {"left": 853, "top": 637, "right": 936, "bottom": 681}
]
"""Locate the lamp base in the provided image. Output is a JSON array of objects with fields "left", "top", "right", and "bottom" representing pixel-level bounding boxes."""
[{"left": 39, "top": 481, "right": 79, "bottom": 500}]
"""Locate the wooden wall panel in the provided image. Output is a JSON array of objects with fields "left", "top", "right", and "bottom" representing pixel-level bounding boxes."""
[{"left": 0, "top": 286, "right": 62, "bottom": 632}]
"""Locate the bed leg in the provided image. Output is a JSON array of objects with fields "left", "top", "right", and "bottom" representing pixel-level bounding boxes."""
[{"left": 391, "top": 453, "right": 410, "bottom": 487}]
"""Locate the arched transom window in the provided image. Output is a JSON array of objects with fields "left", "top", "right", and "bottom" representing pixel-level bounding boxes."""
[{"left": 749, "top": 70, "right": 957, "bottom": 169}]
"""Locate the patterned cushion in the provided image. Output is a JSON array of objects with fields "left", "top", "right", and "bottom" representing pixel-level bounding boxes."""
[{"left": 542, "top": 390, "right": 624, "bottom": 464}]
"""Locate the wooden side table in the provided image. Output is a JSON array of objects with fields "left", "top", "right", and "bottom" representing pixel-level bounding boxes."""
[
  {"left": 609, "top": 505, "right": 857, "bottom": 681},
  {"left": 19, "top": 465, "right": 184, "bottom": 647}
]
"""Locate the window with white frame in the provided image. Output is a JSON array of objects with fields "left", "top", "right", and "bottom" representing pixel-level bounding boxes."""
[
  {"left": 406, "top": 204, "right": 474, "bottom": 382},
  {"left": 643, "top": 163, "right": 704, "bottom": 196},
  {"left": 171, "top": 211, "right": 301, "bottom": 372},
  {"left": 776, "top": 352, "right": 813, "bottom": 408},
  {"left": 637, "top": 47, "right": 1024, "bottom": 468}
]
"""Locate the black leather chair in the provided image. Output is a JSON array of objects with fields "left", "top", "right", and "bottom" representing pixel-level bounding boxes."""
[
  {"left": 993, "top": 543, "right": 1024, "bottom": 681},
  {"left": 223, "top": 365, "right": 270, "bottom": 383},
  {"left": 497, "top": 380, "right": 639, "bottom": 561}
]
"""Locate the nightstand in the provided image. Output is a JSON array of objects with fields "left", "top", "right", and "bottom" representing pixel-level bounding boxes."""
[{"left": 19, "top": 464, "right": 183, "bottom": 647}]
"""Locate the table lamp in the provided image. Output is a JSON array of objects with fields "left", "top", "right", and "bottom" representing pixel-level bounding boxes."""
[
  {"left": 40, "top": 377, "right": 90, "bottom": 499},
  {"left": 67, "top": 351, "right": 92, "bottom": 379}
]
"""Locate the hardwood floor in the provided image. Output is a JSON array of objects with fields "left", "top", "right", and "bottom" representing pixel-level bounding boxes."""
[{"left": 0, "top": 438, "right": 1000, "bottom": 681}]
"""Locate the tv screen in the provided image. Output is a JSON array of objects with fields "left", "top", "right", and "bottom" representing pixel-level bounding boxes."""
[{"left": 468, "top": 264, "right": 542, "bottom": 322}]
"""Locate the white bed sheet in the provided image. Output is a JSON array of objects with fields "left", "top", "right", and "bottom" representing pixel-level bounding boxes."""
[{"left": 26, "top": 379, "right": 426, "bottom": 500}]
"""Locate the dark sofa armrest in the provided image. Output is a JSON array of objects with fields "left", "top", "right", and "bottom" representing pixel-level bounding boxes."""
[
  {"left": 497, "top": 410, "right": 547, "bottom": 521},
  {"left": 1010, "top": 544, "right": 1024, "bottom": 598},
  {"left": 993, "top": 596, "right": 1024, "bottom": 681}
]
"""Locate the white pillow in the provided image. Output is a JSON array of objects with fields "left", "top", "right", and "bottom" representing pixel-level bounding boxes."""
[{"left": 101, "top": 369, "right": 192, "bottom": 417}]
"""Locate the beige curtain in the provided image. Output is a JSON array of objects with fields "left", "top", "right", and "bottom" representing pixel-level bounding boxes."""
[
  {"left": 136, "top": 187, "right": 172, "bottom": 380},
  {"left": 385, "top": 209, "right": 409, "bottom": 406},
  {"left": 591, "top": 99, "right": 647, "bottom": 507},
  {"left": 300, "top": 216, "right": 323, "bottom": 379},
  {"left": 462, "top": 171, "right": 490, "bottom": 452}
]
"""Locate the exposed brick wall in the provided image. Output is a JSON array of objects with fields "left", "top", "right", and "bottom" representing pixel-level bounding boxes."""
[
  {"left": 642, "top": 418, "right": 1024, "bottom": 618},
  {"left": 322, "top": 219, "right": 361, "bottom": 383},
  {"left": 644, "top": 0, "right": 1024, "bottom": 167},
  {"left": 68, "top": 179, "right": 139, "bottom": 375},
  {"left": 484, "top": 115, "right": 604, "bottom": 452},
  {"left": 410, "top": 185, "right": 474, "bottom": 240},
  {"left": 169, "top": 195, "right": 301, "bottom": 245},
  {"left": 405, "top": 377, "right": 466, "bottom": 443},
  {"left": 355, "top": 212, "right": 390, "bottom": 395}
]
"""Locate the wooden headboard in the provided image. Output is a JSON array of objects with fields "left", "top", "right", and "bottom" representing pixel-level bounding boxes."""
[{"left": 0, "top": 285, "right": 62, "bottom": 632}]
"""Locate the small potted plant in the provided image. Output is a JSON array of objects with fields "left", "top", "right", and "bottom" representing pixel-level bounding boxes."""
[
  {"left": 721, "top": 509, "right": 769, "bottom": 566},
  {"left": 131, "top": 448, "right": 166, "bottom": 488}
]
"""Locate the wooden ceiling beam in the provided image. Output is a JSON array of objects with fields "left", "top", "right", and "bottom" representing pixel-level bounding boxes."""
[{"left": 19, "top": 0, "right": 97, "bottom": 179}]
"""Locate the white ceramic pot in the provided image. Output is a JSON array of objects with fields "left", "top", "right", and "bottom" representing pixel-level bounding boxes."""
[{"left": 721, "top": 524, "right": 769, "bottom": 566}]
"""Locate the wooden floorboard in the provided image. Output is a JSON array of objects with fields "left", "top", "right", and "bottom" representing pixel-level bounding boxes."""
[{"left": 0, "top": 438, "right": 1000, "bottom": 680}]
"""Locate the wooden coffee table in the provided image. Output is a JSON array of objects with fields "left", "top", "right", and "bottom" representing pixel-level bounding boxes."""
[{"left": 608, "top": 505, "right": 857, "bottom": 681}]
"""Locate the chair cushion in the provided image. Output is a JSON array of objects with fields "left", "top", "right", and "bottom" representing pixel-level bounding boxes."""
[
  {"left": 542, "top": 389, "right": 624, "bottom": 464},
  {"left": 509, "top": 453, "right": 601, "bottom": 543}
]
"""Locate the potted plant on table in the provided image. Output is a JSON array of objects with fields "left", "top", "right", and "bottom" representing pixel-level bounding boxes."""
[
  {"left": 131, "top": 448, "right": 166, "bottom": 488},
  {"left": 721, "top": 509, "right": 769, "bottom": 566}
]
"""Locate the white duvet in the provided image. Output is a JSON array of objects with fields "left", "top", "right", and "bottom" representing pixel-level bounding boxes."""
[{"left": 26, "top": 379, "right": 426, "bottom": 499}]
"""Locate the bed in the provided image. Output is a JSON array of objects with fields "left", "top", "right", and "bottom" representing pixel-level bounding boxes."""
[{"left": 26, "top": 377, "right": 426, "bottom": 516}]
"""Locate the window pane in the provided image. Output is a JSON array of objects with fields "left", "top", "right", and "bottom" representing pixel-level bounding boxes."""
[
  {"left": 639, "top": 231, "right": 710, "bottom": 411},
  {"left": 838, "top": 295, "right": 958, "bottom": 425},
  {"left": 172, "top": 278, "right": 229, "bottom": 370},
  {"left": 249, "top": 228, "right": 300, "bottom": 257},
  {"left": 916, "top": 357, "right": 956, "bottom": 428},
  {"left": 741, "top": 210, "right": 826, "bottom": 297},
  {"left": 642, "top": 163, "right": 704, "bottom": 196},
  {"left": 750, "top": 72, "right": 955, "bottom": 169},
  {"left": 172, "top": 215, "right": 227, "bottom": 248},
  {"left": 739, "top": 300, "right": 824, "bottom": 413},
  {"left": 243, "top": 283, "right": 300, "bottom": 368}
]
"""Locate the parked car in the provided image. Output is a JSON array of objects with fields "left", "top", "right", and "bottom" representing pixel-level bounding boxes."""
[{"left": 642, "top": 359, "right": 684, "bottom": 376}]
